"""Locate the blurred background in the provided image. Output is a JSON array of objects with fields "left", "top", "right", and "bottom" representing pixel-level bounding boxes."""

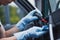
[{"left": 0, "top": 2, "right": 20, "bottom": 24}]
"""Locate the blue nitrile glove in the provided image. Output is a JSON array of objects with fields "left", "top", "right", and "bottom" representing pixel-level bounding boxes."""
[
  {"left": 16, "top": 10, "right": 40, "bottom": 31},
  {"left": 14, "top": 26, "right": 47, "bottom": 40}
]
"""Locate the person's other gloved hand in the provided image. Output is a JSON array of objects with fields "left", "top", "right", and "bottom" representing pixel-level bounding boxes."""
[
  {"left": 14, "top": 26, "right": 47, "bottom": 40},
  {"left": 16, "top": 10, "right": 40, "bottom": 31}
]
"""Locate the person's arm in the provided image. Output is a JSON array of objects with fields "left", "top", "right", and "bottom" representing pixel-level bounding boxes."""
[
  {"left": 0, "top": 36, "right": 16, "bottom": 40},
  {"left": 5, "top": 26, "right": 19, "bottom": 37},
  {"left": 0, "top": 22, "right": 6, "bottom": 38}
]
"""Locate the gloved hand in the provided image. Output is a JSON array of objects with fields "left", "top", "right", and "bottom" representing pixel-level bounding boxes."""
[
  {"left": 16, "top": 10, "right": 40, "bottom": 31},
  {"left": 14, "top": 26, "right": 47, "bottom": 40}
]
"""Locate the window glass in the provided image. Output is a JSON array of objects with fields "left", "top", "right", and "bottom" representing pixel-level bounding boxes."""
[{"left": 0, "top": 2, "right": 26, "bottom": 24}]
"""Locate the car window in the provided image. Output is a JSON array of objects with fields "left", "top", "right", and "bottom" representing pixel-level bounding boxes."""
[{"left": 0, "top": 2, "right": 26, "bottom": 24}]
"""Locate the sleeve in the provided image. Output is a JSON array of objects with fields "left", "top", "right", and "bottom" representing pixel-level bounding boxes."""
[{"left": 15, "top": 19, "right": 26, "bottom": 31}]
